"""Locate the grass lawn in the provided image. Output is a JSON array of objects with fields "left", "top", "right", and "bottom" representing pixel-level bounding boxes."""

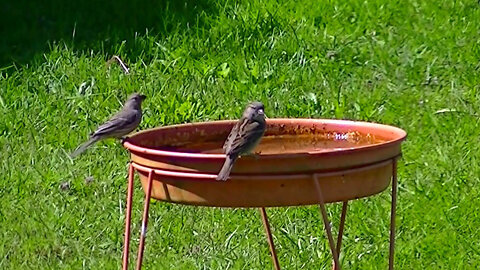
[{"left": 1, "top": 0, "right": 480, "bottom": 269}]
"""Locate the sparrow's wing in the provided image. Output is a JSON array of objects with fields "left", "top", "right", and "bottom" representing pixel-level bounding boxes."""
[
  {"left": 92, "top": 109, "right": 140, "bottom": 138},
  {"left": 223, "top": 120, "right": 241, "bottom": 152},
  {"left": 228, "top": 119, "right": 265, "bottom": 156}
]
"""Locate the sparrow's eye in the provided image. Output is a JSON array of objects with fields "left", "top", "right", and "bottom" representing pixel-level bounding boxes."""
[{"left": 257, "top": 109, "right": 264, "bottom": 115}]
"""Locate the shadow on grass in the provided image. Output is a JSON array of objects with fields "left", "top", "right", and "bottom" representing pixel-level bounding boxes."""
[{"left": 0, "top": 0, "right": 216, "bottom": 68}]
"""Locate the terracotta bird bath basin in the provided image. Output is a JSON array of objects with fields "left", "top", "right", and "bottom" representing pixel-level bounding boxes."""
[{"left": 121, "top": 118, "right": 406, "bottom": 270}]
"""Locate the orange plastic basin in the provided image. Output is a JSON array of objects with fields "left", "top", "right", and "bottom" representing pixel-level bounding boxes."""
[{"left": 123, "top": 119, "right": 406, "bottom": 207}]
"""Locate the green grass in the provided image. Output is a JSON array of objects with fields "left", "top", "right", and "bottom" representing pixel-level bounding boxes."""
[{"left": 1, "top": 0, "right": 480, "bottom": 269}]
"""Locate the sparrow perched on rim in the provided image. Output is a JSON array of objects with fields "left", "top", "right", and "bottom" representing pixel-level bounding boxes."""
[
  {"left": 70, "top": 93, "right": 146, "bottom": 158},
  {"left": 216, "top": 101, "right": 266, "bottom": 181}
]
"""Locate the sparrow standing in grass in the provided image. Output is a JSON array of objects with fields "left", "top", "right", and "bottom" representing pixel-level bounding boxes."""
[
  {"left": 70, "top": 93, "right": 146, "bottom": 158},
  {"left": 216, "top": 101, "right": 266, "bottom": 181}
]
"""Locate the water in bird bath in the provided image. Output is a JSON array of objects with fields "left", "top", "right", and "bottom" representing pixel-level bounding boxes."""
[{"left": 162, "top": 131, "right": 385, "bottom": 154}]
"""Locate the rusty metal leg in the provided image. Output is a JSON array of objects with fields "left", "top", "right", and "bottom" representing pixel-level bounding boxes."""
[
  {"left": 336, "top": 201, "right": 348, "bottom": 255},
  {"left": 314, "top": 176, "right": 341, "bottom": 270},
  {"left": 135, "top": 170, "right": 154, "bottom": 270},
  {"left": 122, "top": 163, "right": 135, "bottom": 270},
  {"left": 260, "top": 207, "right": 281, "bottom": 270},
  {"left": 332, "top": 201, "right": 348, "bottom": 270},
  {"left": 389, "top": 159, "right": 398, "bottom": 270}
]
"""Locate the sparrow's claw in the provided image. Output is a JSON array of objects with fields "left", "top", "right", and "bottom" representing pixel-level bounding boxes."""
[{"left": 242, "top": 152, "right": 261, "bottom": 160}]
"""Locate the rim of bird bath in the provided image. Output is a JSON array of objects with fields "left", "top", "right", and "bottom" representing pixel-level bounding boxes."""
[{"left": 120, "top": 118, "right": 407, "bottom": 270}]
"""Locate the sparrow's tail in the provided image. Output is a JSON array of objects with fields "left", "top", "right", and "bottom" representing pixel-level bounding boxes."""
[
  {"left": 216, "top": 155, "right": 237, "bottom": 181},
  {"left": 70, "top": 137, "right": 100, "bottom": 158}
]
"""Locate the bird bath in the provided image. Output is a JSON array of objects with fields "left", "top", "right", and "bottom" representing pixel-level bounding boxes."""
[{"left": 121, "top": 118, "right": 407, "bottom": 270}]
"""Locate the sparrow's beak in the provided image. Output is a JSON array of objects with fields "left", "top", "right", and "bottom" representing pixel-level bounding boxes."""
[
  {"left": 140, "top": 94, "right": 147, "bottom": 100},
  {"left": 258, "top": 109, "right": 268, "bottom": 118}
]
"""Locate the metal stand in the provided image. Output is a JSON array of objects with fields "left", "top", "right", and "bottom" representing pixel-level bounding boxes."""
[
  {"left": 314, "top": 176, "right": 341, "bottom": 269},
  {"left": 389, "top": 160, "right": 398, "bottom": 270},
  {"left": 335, "top": 201, "right": 348, "bottom": 269},
  {"left": 122, "top": 164, "right": 135, "bottom": 270},
  {"left": 122, "top": 165, "right": 155, "bottom": 270},
  {"left": 260, "top": 208, "right": 281, "bottom": 270},
  {"left": 122, "top": 158, "right": 399, "bottom": 270}
]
